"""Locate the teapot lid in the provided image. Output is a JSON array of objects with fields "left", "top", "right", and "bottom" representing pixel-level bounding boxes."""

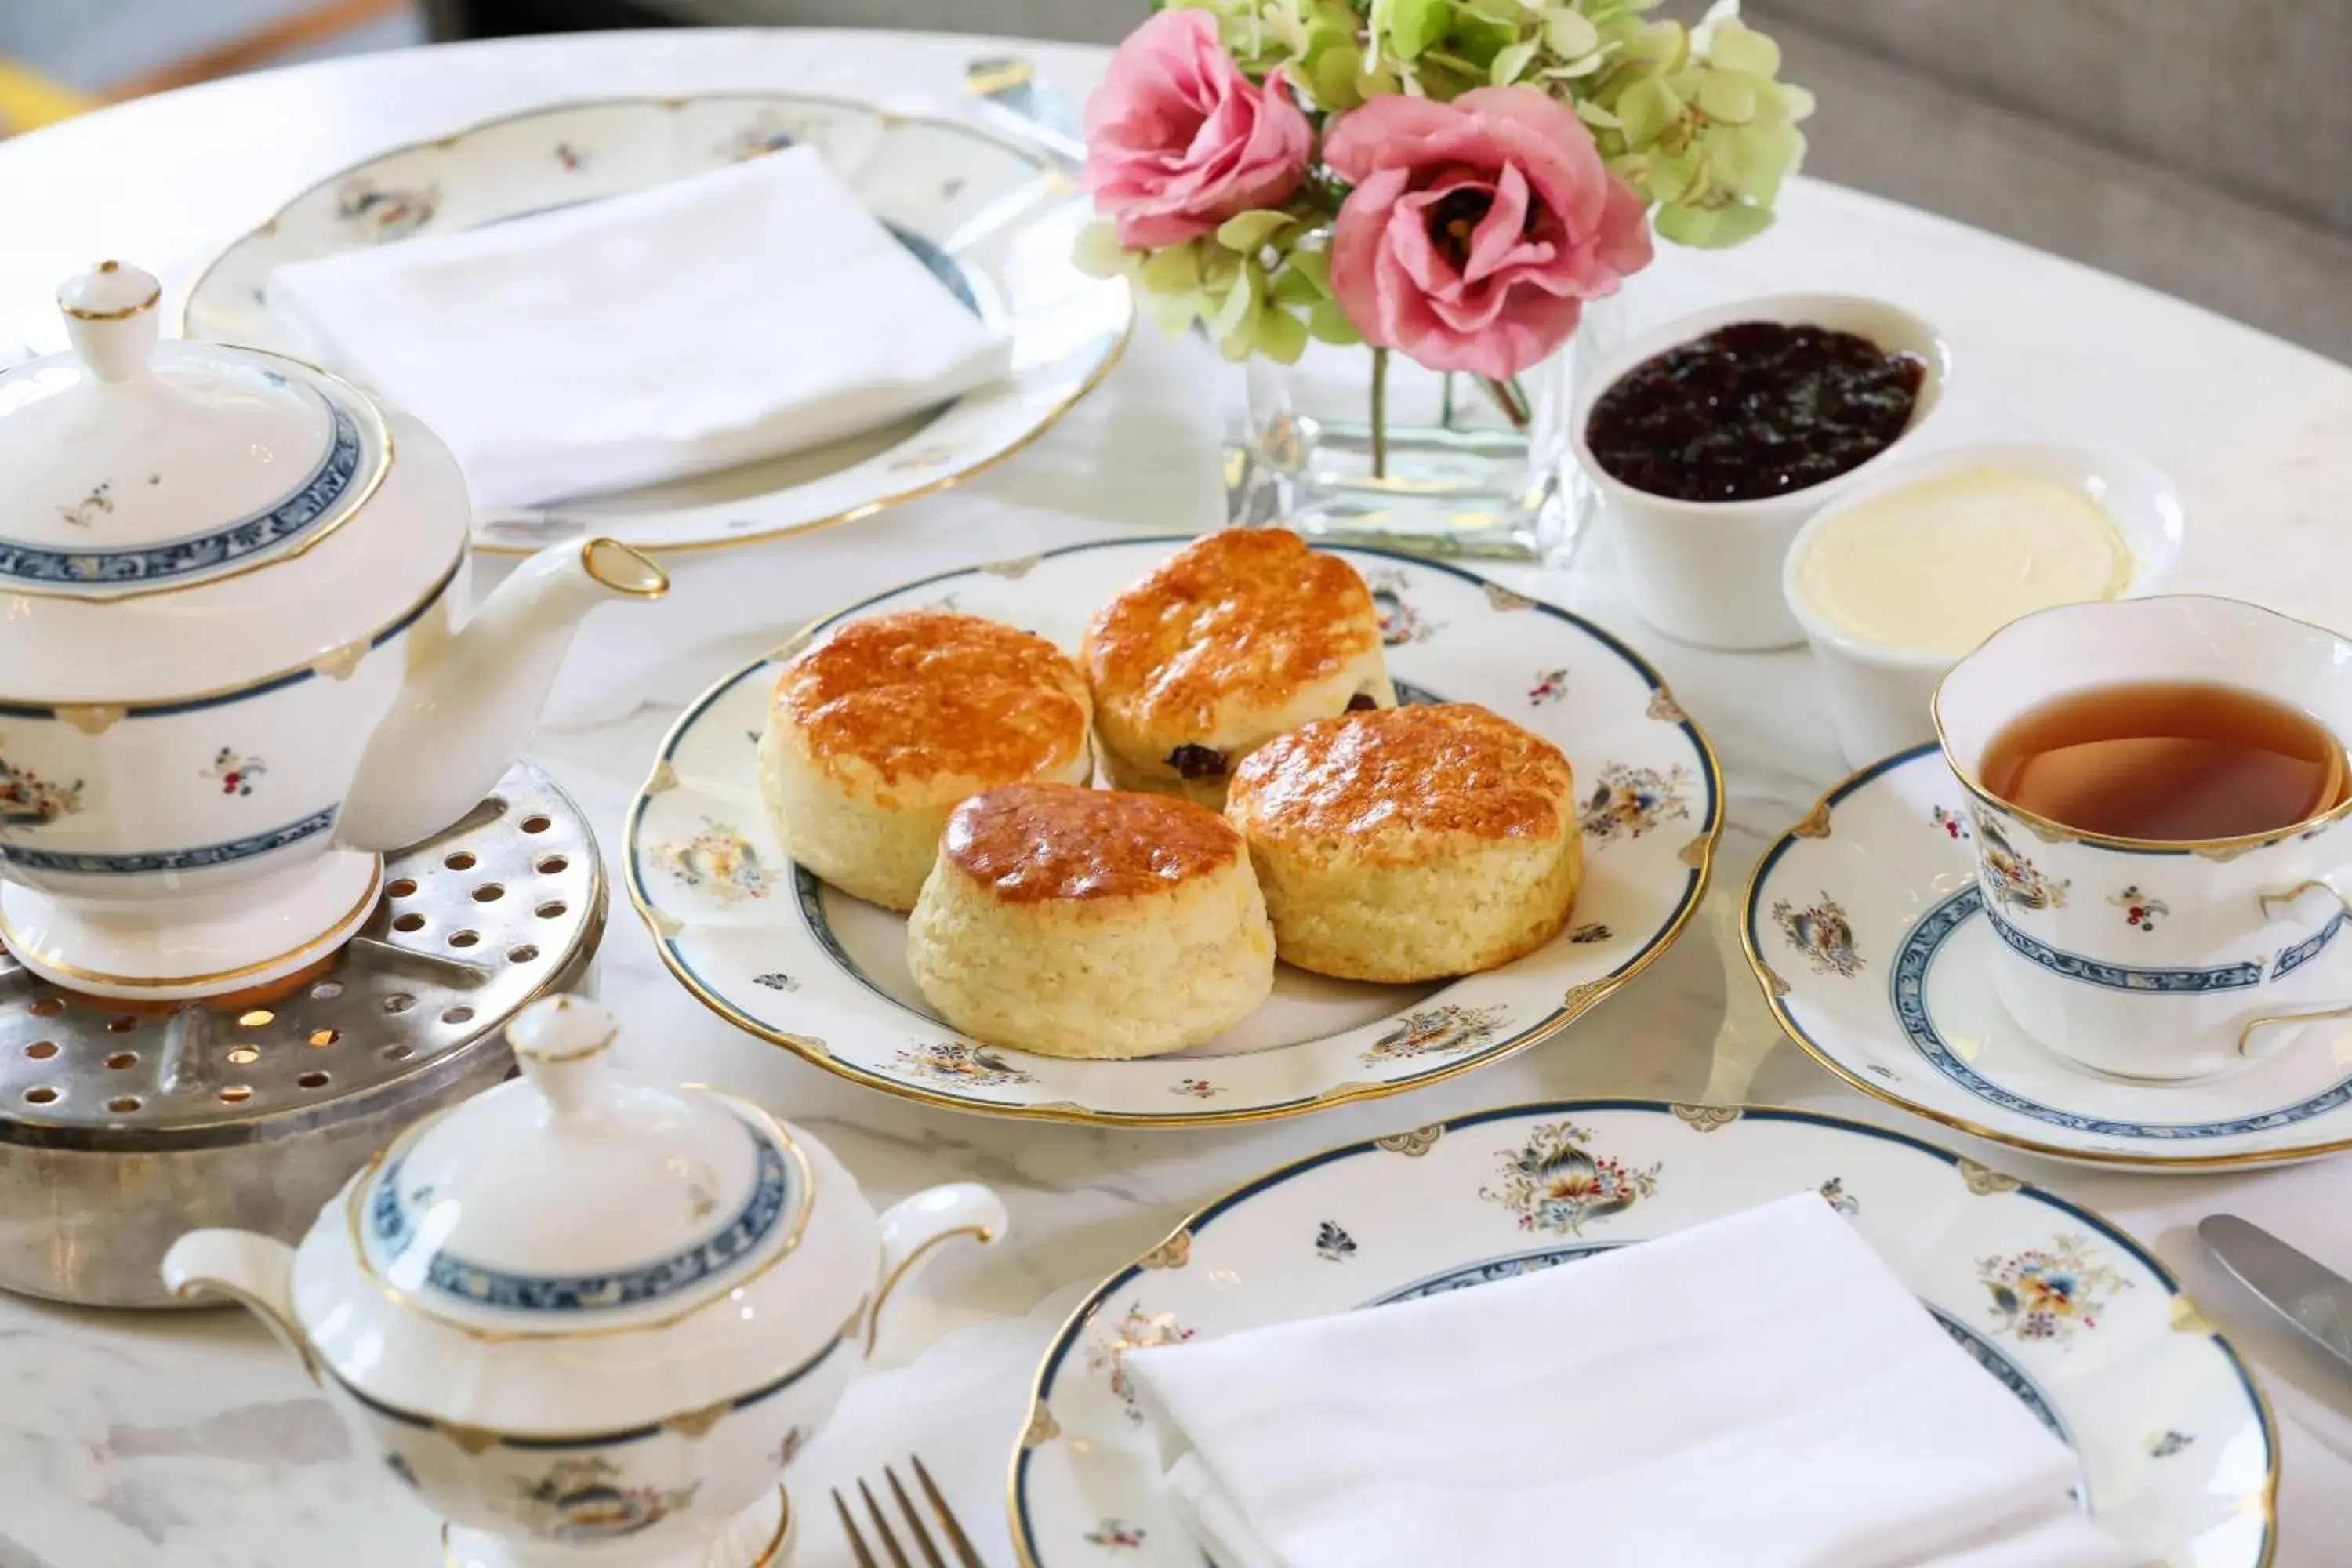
[
  {"left": 354, "top": 996, "right": 811, "bottom": 1334},
  {"left": 0, "top": 261, "right": 390, "bottom": 601}
]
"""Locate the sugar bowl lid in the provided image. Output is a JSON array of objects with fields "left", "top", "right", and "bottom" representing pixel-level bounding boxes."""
[
  {"left": 354, "top": 996, "right": 809, "bottom": 1334},
  {"left": 0, "top": 260, "right": 390, "bottom": 600}
]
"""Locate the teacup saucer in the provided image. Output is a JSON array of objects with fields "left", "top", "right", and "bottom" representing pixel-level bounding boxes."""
[{"left": 1744, "top": 744, "right": 2352, "bottom": 1170}]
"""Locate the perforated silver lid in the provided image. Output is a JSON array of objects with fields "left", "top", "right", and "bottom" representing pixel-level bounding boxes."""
[{"left": 0, "top": 762, "right": 603, "bottom": 1149}]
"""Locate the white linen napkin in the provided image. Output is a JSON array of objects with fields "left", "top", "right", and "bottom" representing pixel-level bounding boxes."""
[
  {"left": 264, "top": 145, "right": 1012, "bottom": 512},
  {"left": 1125, "top": 1193, "right": 2133, "bottom": 1568}
]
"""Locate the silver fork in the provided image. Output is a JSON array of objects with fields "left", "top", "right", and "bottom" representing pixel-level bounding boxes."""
[{"left": 833, "top": 1455, "right": 986, "bottom": 1568}]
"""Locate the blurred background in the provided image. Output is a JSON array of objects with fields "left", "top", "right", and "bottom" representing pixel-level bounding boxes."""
[{"left": 2, "top": 0, "right": 2344, "bottom": 363}]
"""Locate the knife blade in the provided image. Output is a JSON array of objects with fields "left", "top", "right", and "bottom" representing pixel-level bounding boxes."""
[
  {"left": 2200, "top": 1212, "right": 2352, "bottom": 1370},
  {"left": 964, "top": 56, "right": 1087, "bottom": 171}
]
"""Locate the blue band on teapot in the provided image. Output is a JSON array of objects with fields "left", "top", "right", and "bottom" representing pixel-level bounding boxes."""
[{"left": 0, "top": 806, "right": 337, "bottom": 874}]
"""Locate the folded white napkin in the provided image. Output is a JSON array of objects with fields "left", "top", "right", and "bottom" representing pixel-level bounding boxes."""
[
  {"left": 265, "top": 145, "right": 1012, "bottom": 512},
  {"left": 1126, "top": 1192, "right": 2133, "bottom": 1568}
]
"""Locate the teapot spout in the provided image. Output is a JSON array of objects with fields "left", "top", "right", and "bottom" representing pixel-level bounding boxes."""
[
  {"left": 160, "top": 1229, "right": 318, "bottom": 1385},
  {"left": 339, "top": 538, "right": 666, "bottom": 852}
]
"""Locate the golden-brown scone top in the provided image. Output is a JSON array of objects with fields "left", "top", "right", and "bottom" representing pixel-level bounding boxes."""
[
  {"left": 942, "top": 783, "right": 1242, "bottom": 903},
  {"left": 1228, "top": 704, "right": 1576, "bottom": 855},
  {"left": 773, "top": 610, "right": 1089, "bottom": 786},
  {"left": 1083, "top": 532, "right": 1382, "bottom": 737}
]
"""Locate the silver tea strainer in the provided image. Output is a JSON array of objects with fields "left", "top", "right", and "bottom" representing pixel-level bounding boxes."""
[{"left": 0, "top": 760, "right": 604, "bottom": 1307}]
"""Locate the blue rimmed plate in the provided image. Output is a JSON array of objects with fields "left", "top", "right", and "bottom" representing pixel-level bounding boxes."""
[
  {"left": 624, "top": 538, "right": 1722, "bottom": 1127},
  {"left": 1746, "top": 744, "right": 2352, "bottom": 1169},
  {"left": 1011, "top": 1100, "right": 2274, "bottom": 1566},
  {"left": 182, "top": 93, "right": 1129, "bottom": 555}
]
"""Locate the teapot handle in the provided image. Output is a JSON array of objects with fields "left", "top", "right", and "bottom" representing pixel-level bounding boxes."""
[{"left": 868, "top": 1183, "right": 1007, "bottom": 1353}]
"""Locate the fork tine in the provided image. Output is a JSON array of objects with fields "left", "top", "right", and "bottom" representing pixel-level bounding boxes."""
[
  {"left": 833, "top": 1489, "right": 881, "bottom": 1568},
  {"left": 910, "top": 1454, "right": 987, "bottom": 1568},
  {"left": 885, "top": 1465, "right": 949, "bottom": 1568},
  {"left": 860, "top": 1477, "right": 916, "bottom": 1568}
]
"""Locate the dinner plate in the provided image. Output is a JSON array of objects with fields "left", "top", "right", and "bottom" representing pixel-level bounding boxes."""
[
  {"left": 625, "top": 538, "right": 1722, "bottom": 1126},
  {"left": 181, "top": 93, "right": 1131, "bottom": 554},
  {"left": 1747, "top": 745, "right": 2352, "bottom": 1170},
  {"left": 1011, "top": 1100, "right": 2275, "bottom": 1567}
]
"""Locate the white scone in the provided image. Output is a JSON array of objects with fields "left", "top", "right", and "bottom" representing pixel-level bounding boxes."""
[
  {"left": 1082, "top": 530, "right": 1395, "bottom": 811},
  {"left": 906, "top": 783, "right": 1276, "bottom": 1059},
  {"left": 757, "top": 609, "right": 1091, "bottom": 911},
  {"left": 1225, "top": 703, "right": 1581, "bottom": 982}
]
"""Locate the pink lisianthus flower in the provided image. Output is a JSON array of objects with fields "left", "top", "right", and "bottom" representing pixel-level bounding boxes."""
[
  {"left": 1080, "top": 9, "right": 1313, "bottom": 249},
  {"left": 1325, "top": 88, "right": 1654, "bottom": 380}
]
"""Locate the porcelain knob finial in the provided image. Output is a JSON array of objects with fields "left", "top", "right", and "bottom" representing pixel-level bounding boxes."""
[
  {"left": 56, "top": 260, "right": 162, "bottom": 383},
  {"left": 506, "top": 993, "right": 616, "bottom": 1117}
]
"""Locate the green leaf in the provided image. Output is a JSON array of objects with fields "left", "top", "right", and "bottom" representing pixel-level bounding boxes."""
[
  {"left": 1544, "top": 8, "right": 1599, "bottom": 57},
  {"left": 1256, "top": 305, "right": 1311, "bottom": 364},
  {"left": 1137, "top": 243, "right": 1203, "bottom": 296},
  {"left": 1308, "top": 298, "right": 1364, "bottom": 344},
  {"left": 1269, "top": 265, "right": 1326, "bottom": 307},
  {"left": 1207, "top": 265, "right": 1259, "bottom": 341},
  {"left": 1308, "top": 45, "right": 1365, "bottom": 110},
  {"left": 1446, "top": 9, "right": 1519, "bottom": 67},
  {"left": 1285, "top": 248, "right": 1334, "bottom": 297},
  {"left": 1490, "top": 38, "right": 1537, "bottom": 85},
  {"left": 1654, "top": 200, "right": 1773, "bottom": 248},
  {"left": 1388, "top": 0, "right": 1450, "bottom": 59},
  {"left": 1695, "top": 71, "right": 1756, "bottom": 125},
  {"left": 1073, "top": 221, "right": 1131, "bottom": 280},
  {"left": 1702, "top": 19, "right": 1780, "bottom": 77},
  {"left": 1613, "top": 76, "right": 1682, "bottom": 147},
  {"left": 1216, "top": 209, "right": 1297, "bottom": 252}
]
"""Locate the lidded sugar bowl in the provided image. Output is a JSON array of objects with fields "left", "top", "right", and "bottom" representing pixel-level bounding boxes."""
[
  {"left": 163, "top": 995, "right": 1007, "bottom": 1567},
  {"left": 0, "top": 262, "right": 664, "bottom": 1001}
]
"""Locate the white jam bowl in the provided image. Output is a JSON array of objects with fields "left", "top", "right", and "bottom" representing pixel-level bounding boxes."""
[
  {"left": 1785, "top": 441, "right": 2186, "bottom": 768},
  {"left": 1571, "top": 292, "right": 1951, "bottom": 652},
  {"left": 1936, "top": 595, "right": 2352, "bottom": 1081}
]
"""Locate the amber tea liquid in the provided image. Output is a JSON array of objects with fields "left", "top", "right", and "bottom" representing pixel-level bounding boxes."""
[{"left": 1980, "top": 681, "right": 2347, "bottom": 842}]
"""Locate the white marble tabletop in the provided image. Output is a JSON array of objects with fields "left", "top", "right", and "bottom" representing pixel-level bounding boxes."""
[{"left": 2, "top": 26, "right": 2350, "bottom": 1568}]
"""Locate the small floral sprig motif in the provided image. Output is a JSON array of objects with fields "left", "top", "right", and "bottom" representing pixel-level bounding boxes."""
[
  {"left": 769, "top": 1426, "right": 811, "bottom": 1469},
  {"left": 1087, "top": 1302, "right": 1196, "bottom": 1421},
  {"left": 1581, "top": 763, "right": 1693, "bottom": 843},
  {"left": 1314, "top": 1220, "right": 1358, "bottom": 1261},
  {"left": 2148, "top": 1430, "right": 2194, "bottom": 1458},
  {"left": 752, "top": 971, "right": 799, "bottom": 992},
  {"left": 203, "top": 747, "right": 265, "bottom": 797},
  {"left": 1483, "top": 1120, "right": 1659, "bottom": 1236},
  {"left": 1773, "top": 893, "right": 1862, "bottom": 978},
  {"left": 1528, "top": 668, "right": 1569, "bottom": 706},
  {"left": 2111, "top": 885, "right": 2168, "bottom": 932},
  {"left": 895, "top": 1040, "right": 1035, "bottom": 1090},
  {"left": 1817, "top": 1177, "right": 1857, "bottom": 1216},
  {"left": 59, "top": 481, "right": 111, "bottom": 528},
  {"left": 1974, "top": 809, "right": 2069, "bottom": 913},
  {"left": 1085, "top": 1519, "right": 1149, "bottom": 1549},
  {"left": 553, "top": 141, "right": 586, "bottom": 172},
  {"left": 1569, "top": 921, "right": 1613, "bottom": 945},
  {"left": 335, "top": 179, "right": 436, "bottom": 242},
  {"left": 1931, "top": 804, "right": 1970, "bottom": 841},
  {"left": 1979, "top": 1236, "right": 2132, "bottom": 1344},
  {"left": 504, "top": 1455, "right": 700, "bottom": 1541},
  {"left": 0, "top": 749, "right": 84, "bottom": 828},
  {"left": 1360, "top": 1001, "right": 1510, "bottom": 1065},
  {"left": 653, "top": 820, "right": 775, "bottom": 902},
  {"left": 720, "top": 112, "right": 800, "bottom": 162},
  {"left": 1171, "top": 1076, "right": 1221, "bottom": 1099},
  {"left": 1367, "top": 572, "right": 1440, "bottom": 646}
]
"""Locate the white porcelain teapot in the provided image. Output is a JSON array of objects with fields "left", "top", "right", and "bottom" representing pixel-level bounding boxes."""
[
  {"left": 0, "top": 262, "right": 665, "bottom": 1000},
  {"left": 162, "top": 995, "right": 1007, "bottom": 1567}
]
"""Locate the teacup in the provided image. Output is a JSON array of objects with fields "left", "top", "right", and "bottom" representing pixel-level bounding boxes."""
[{"left": 1935, "top": 596, "right": 2352, "bottom": 1081}]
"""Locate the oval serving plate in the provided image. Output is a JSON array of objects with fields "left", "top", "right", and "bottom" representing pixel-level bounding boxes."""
[
  {"left": 626, "top": 538, "right": 1722, "bottom": 1126},
  {"left": 1747, "top": 744, "right": 2352, "bottom": 1170},
  {"left": 1011, "top": 1100, "right": 2275, "bottom": 1567},
  {"left": 183, "top": 93, "right": 1131, "bottom": 555}
]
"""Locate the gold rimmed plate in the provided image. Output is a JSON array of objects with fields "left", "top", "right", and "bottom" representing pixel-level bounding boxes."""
[
  {"left": 182, "top": 93, "right": 1131, "bottom": 555},
  {"left": 624, "top": 538, "right": 1723, "bottom": 1127},
  {"left": 1746, "top": 742, "right": 2352, "bottom": 1169}
]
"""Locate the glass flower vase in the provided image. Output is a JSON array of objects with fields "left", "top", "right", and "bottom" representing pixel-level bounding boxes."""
[{"left": 1225, "top": 299, "right": 1623, "bottom": 565}]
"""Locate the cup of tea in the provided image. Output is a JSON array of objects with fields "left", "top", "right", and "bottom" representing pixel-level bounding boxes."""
[{"left": 1934, "top": 595, "right": 2352, "bottom": 1081}]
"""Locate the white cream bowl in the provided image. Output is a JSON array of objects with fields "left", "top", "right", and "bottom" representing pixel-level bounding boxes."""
[
  {"left": 1572, "top": 293, "right": 1951, "bottom": 652},
  {"left": 1782, "top": 441, "right": 2186, "bottom": 768}
]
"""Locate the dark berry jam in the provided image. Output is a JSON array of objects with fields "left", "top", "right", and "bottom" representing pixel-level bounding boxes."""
[
  {"left": 1584, "top": 321, "right": 1926, "bottom": 503},
  {"left": 1166, "top": 743, "right": 1227, "bottom": 779}
]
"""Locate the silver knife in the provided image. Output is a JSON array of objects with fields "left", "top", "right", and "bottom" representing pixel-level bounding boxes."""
[
  {"left": 965, "top": 55, "right": 1088, "bottom": 172},
  {"left": 2200, "top": 1213, "right": 2352, "bottom": 1370}
]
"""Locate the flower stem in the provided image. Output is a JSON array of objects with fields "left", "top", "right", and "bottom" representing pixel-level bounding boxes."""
[
  {"left": 1370, "top": 347, "right": 1391, "bottom": 480},
  {"left": 1439, "top": 371, "right": 1457, "bottom": 430},
  {"left": 1481, "top": 374, "right": 1530, "bottom": 430}
]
